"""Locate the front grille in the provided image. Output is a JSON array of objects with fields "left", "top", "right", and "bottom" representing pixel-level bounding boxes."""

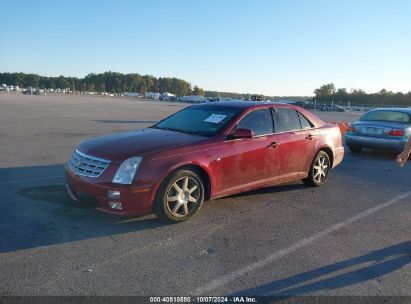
[{"left": 68, "top": 149, "right": 111, "bottom": 178}]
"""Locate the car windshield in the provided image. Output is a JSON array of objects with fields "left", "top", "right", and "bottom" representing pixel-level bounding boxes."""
[
  {"left": 153, "top": 105, "right": 241, "bottom": 136},
  {"left": 360, "top": 111, "right": 410, "bottom": 123}
]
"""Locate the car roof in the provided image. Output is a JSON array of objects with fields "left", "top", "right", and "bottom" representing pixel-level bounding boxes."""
[
  {"left": 195, "top": 100, "right": 288, "bottom": 109},
  {"left": 368, "top": 108, "right": 411, "bottom": 114},
  {"left": 191, "top": 100, "right": 326, "bottom": 128}
]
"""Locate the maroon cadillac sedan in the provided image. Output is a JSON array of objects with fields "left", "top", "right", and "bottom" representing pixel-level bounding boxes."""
[{"left": 65, "top": 101, "right": 344, "bottom": 223}]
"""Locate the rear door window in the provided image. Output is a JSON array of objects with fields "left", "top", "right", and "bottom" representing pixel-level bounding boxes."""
[
  {"left": 298, "top": 112, "right": 313, "bottom": 129},
  {"left": 274, "top": 108, "right": 302, "bottom": 132}
]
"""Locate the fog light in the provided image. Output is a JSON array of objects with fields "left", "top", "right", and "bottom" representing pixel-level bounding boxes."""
[
  {"left": 107, "top": 190, "right": 120, "bottom": 200},
  {"left": 108, "top": 201, "right": 122, "bottom": 210}
]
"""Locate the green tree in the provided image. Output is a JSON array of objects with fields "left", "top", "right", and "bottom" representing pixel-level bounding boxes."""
[
  {"left": 192, "top": 85, "right": 205, "bottom": 96},
  {"left": 25, "top": 74, "right": 40, "bottom": 87},
  {"left": 87, "top": 83, "right": 95, "bottom": 91},
  {"left": 336, "top": 88, "right": 347, "bottom": 95},
  {"left": 314, "top": 83, "right": 336, "bottom": 99}
]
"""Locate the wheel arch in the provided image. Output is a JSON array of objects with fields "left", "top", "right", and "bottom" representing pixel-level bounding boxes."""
[
  {"left": 318, "top": 146, "right": 334, "bottom": 168},
  {"left": 151, "top": 162, "right": 213, "bottom": 204}
]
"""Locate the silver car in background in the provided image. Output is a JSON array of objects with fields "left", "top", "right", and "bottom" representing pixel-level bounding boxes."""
[{"left": 345, "top": 108, "right": 411, "bottom": 153}]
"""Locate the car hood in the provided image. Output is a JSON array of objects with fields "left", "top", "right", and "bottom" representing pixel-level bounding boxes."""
[{"left": 78, "top": 128, "right": 208, "bottom": 164}]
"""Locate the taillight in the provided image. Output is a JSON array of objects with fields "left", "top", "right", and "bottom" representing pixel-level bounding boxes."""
[
  {"left": 388, "top": 129, "right": 404, "bottom": 136},
  {"left": 346, "top": 125, "right": 356, "bottom": 132}
]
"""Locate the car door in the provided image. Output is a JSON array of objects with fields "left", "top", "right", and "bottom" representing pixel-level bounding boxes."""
[
  {"left": 273, "top": 108, "right": 319, "bottom": 177},
  {"left": 221, "top": 108, "right": 282, "bottom": 194}
]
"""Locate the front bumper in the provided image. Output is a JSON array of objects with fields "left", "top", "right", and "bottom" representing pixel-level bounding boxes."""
[
  {"left": 345, "top": 134, "right": 407, "bottom": 152},
  {"left": 64, "top": 164, "right": 154, "bottom": 217}
]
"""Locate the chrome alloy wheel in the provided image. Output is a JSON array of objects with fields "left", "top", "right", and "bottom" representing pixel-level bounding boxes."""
[
  {"left": 166, "top": 176, "right": 200, "bottom": 218},
  {"left": 313, "top": 155, "right": 329, "bottom": 183}
]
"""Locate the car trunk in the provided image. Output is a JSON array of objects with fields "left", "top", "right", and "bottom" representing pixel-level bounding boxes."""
[{"left": 352, "top": 121, "right": 408, "bottom": 138}]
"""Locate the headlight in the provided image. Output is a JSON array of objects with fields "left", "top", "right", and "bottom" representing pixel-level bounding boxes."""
[{"left": 112, "top": 157, "right": 142, "bottom": 184}]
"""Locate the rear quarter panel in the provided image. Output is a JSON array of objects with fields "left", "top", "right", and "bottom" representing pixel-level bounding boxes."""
[
  {"left": 288, "top": 106, "right": 344, "bottom": 169},
  {"left": 318, "top": 123, "right": 344, "bottom": 168}
]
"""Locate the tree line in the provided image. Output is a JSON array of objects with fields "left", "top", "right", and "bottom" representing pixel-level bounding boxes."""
[
  {"left": 3, "top": 72, "right": 408, "bottom": 105},
  {"left": 314, "top": 83, "right": 411, "bottom": 106},
  {"left": 0, "top": 71, "right": 309, "bottom": 100},
  {"left": 0, "top": 72, "right": 198, "bottom": 96}
]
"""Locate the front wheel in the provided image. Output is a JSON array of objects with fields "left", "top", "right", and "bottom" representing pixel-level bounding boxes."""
[
  {"left": 153, "top": 169, "right": 205, "bottom": 223},
  {"left": 303, "top": 151, "right": 330, "bottom": 187}
]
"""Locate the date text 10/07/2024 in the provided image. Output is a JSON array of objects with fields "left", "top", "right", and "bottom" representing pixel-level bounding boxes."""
[{"left": 149, "top": 297, "right": 258, "bottom": 303}]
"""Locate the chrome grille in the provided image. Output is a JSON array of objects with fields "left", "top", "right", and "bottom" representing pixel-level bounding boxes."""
[{"left": 68, "top": 149, "right": 111, "bottom": 178}]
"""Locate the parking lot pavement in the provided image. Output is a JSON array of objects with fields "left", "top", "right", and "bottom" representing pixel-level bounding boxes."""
[{"left": 0, "top": 94, "right": 410, "bottom": 297}]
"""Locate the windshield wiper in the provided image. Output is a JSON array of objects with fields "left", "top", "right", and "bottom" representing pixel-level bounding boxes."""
[
  {"left": 153, "top": 126, "right": 189, "bottom": 134},
  {"left": 183, "top": 130, "right": 211, "bottom": 136},
  {"left": 169, "top": 128, "right": 208, "bottom": 136},
  {"left": 151, "top": 126, "right": 177, "bottom": 132},
  {"left": 152, "top": 126, "right": 210, "bottom": 136}
]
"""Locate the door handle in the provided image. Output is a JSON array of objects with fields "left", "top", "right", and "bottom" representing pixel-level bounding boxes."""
[
  {"left": 305, "top": 134, "right": 318, "bottom": 140},
  {"left": 267, "top": 141, "right": 280, "bottom": 148}
]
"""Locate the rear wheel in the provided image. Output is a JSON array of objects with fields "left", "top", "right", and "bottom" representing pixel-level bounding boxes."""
[
  {"left": 153, "top": 169, "right": 204, "bottom": 223},
  {"left": 303, "top": 151, "right": 330, "bottom": 187},
  {"left": 347, "top": 144, "right": 362, "bottom": 153}
]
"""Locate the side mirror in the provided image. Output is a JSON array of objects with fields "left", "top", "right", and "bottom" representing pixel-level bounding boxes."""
[{"left": 231, "top": 128, "right": 254, "bottom": 139}]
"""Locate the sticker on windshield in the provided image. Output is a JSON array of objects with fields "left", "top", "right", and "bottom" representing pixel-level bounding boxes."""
[{"left": 204, "top": 114, "right": 227, "bottom": 124}]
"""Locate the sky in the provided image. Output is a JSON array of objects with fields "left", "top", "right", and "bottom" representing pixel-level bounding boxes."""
[{"left": 0, "top": 0, "right": 410, "bottom": 96}]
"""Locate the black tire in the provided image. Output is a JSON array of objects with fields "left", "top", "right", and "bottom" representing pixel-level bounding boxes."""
[
  {"left": 347, "top": 144, "right": 362, "bottom": 153},
  {"left": 303, "top": 151, "right": 331, "bottom": 187},
  {"left": 153, "top": 169, "right": 205, "bottom": 223}
]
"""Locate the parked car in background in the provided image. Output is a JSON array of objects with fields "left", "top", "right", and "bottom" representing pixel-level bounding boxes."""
[
  {"left": 304, "top": 102, "right": 315, "bottom": 110},
  {"left": 321, "top": 104, "right": 345, "bottom": 112},
  {"left": 290, "top": 101, "right": 307, "bottom": 108},
  {"left": 251, "top": 95, "right": 262, "bottom": 101},
  {"left": 333, "top": 105, "right": 346, "bottom": 112},
  {"left": 22, "top": 88, "right": 40, "bottom": 95},
  {"left": 65, "top": 101, "right": 344, "bottom": 223},
  {"left": 345, "top": 108, "right": 411, "bottom": 153}
]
